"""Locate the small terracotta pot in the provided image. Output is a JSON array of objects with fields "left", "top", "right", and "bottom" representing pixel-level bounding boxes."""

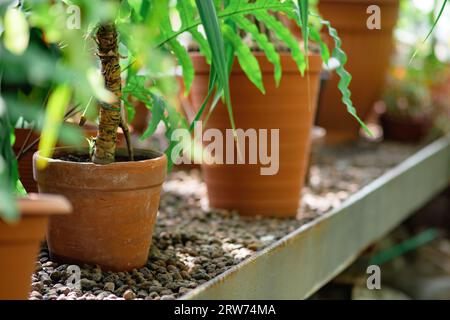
[
  {"left": 189, "top": 53, "right": 322, "bottom": 217},
  {"left": 316, "top": 0, "right": 400, "bottom": 143},
  {"left": 33, "top": 147, "right": 167, "bottom": 271},
  {"left": 14, "top": 129, "right": 40, "bottom": 193},
  {"left": 380, "top": 113, "right": 431, "bottom": 143},
  {"left": 14, "top": 126, "right": 125, "bottom": 193},
  {"left": 0, "top": 194, "right": 71, "bottom": 300}
]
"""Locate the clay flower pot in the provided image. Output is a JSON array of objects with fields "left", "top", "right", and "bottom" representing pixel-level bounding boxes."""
[
  {"left": 380, "top": 113, "right": 431, "bottom": 143},
  {"left": 316, "top": 0, "right": 400, "bottom": 143},
  {"left": 189, "top": 53, "right": 322, "bottom": 217},
  {"left": 0, "top": 194, "right": 72, "bottom": 300},
  {"left": 14, "top": 128, "right": 40, "bottom": 193},
  {"left": 33, "top": 147, "right": 167, "bottom": 271},
  {"left": 14, "top": 126, "right": 125, "bottom": 193}
]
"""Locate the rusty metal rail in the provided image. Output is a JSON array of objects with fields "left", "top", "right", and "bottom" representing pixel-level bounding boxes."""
[{"left": 183, "top": 136, "right": 450, "bottom": 300}]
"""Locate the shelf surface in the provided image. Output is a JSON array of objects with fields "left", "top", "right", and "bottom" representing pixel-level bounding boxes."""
[{"left": 183, "top": 136, "right": 450, "bottom": 300}]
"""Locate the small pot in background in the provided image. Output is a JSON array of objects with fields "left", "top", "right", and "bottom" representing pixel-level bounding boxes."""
[
  {"left": 316, "top": 0, "right": 400, "bottom": 143},
  {"left": 380, "top": 113, "right": 431, "bottom": 143},
  {"left": 0, "top": 194, "right": 72, "bottom": 300}
]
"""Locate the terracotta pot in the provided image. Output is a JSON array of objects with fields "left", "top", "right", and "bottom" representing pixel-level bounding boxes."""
[
  {"left": 316, "top": 0, "right": 400, "bottom": 143},
  {"left": 130, "top": 101, "right": 150, "bottom": 134},
  {"left": 380, "top": 113, "right": 431, "bottom": 143},
  {"left": 14, "top": 126, "right": 125, "bottom": 193},
  {"left": 14, "top": 129, "right": 40, "bottom": 193},
  {"left": 189, "top": 53, "right": 322, "bottom": 217},
  {"left": 33, "top": 147, "right": 167, "bottom": 271},
  {"left": 0, "top": 194, "right": 71, "bottom": 300}
]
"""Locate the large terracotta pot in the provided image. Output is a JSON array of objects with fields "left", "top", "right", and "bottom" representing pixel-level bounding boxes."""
[
  {"left": 14, "top": 126, "right": 125, "bottom": 193},
  {"left": 33, "top": 147, "right": 167, "bottom": 271},
  {"left": 0, "top": 194, "right": 71, "bottom": 300},
  {"left": 189, "top": 53, "right": 322, "bottom": 217},
  {"left": 317, "top": 0, "right": 400, "bottom": 143}
]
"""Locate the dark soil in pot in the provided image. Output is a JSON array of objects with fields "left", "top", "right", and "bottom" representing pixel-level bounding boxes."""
[
  {"left": 33, "top": 147, "right": 167, "bottom": 271},
  {"left": 380, "top": 113, "right": 432, "bottom": 143},
  {"left": 14, "top": 126, "right": 126, "bottom": 193}
]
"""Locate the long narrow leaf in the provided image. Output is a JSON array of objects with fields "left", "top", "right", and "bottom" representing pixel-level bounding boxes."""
[
  {"left": 223, "top": 24, "right": 265, "bottom": 93},
  {"left": 232, "top": 14, "right": 282, "bottom": 86},
  {"left": 195, "top": 0, "right": 237, "bottom": 132},
  {"left": 410, "top": 0, "right": 448, "bottom": 64},
  {"left": 176, "top": 0, "right": 212, "bottom": 63},
  {"left": 321, "top": 18, "right": 372, "bottom": 135},
  {"left": 254, "top": 11, "right": 306, "bottom": 75},
  {"left": 37, "top": 85, "right": 72, "bottom": 169}
]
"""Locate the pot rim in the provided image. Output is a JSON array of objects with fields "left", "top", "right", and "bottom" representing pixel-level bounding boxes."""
[
  {"left": 16, "top": 193, "right": 72, "bottom": 217},
  {"left": 33, "top": 147, "right": 168, "bottom": 191},
  {"left": 190, "top": 51, "right": 322, "bottom": 74},
  {"left": 34, "top": 147, "right": 167, "bottom": 169}
]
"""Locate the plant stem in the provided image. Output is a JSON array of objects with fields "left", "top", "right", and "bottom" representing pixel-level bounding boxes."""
[
  {"left": 120, "top": 109, "right": 134, "bottom": 161},
  {"left": 93, "top": 23, "right": 122, "bottom": 164}
]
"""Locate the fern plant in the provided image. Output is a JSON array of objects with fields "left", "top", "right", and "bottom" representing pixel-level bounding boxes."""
[{"left": 155, "top": 0, "right": 370, "bottom": 134}]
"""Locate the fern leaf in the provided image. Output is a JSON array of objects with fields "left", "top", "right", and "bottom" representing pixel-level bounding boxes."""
[
  {"left": 309, "top": 27, "right": 330, "bottom": 64},
  {"left": 176, "top": 0, "right": 212, "bottom": 63},
  {"left": 253, "top": 11, "right": 306, "bottom": 75},
  {"left": 160, "top": 13, "right": 195, "bottom": 95},
  {"left": 157, "top": 0, "right": 293, "bottom": 48},
  {"left": 169, "top": 39, "right": 195, "bottom": 95},
  {"left": 222, "top": 24, "right": 265, "bottom": 93},
  {"left": 321, "top": 18, "right": 371, "bottom": 135},
  {"left": 231, "top": 14, "right": 282, "bottom": 86}
]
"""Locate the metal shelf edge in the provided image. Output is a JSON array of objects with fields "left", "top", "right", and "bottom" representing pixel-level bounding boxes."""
[{"left": 183, "top": 136, "right": 450, "bottom": 300}]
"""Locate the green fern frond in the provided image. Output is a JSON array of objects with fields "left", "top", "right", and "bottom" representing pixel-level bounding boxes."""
[
  {"left": 157, "top": 0, "right": 293, "bottom": 48},
  {"left": 231, "top": 15, "right": 282, "bottom": 86},
  {"left": 176, "top": 0, "right": 212, "bottom": 64},
  {"left": 222, "top": 24, "right": 265, "bottom": 93},
  {"left": 160, "top": 12, "right": 195, "bottom": 95},
  {"left": 253, "top": 11, "right": 306, "bottom": 75},
  {"left": 321, "top": 18, "right": 372, "bottom": 136}
]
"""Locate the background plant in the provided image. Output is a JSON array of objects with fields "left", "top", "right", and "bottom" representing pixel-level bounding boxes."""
[{"left": 383, "top": 0, "right": 450, "bottom": 132}]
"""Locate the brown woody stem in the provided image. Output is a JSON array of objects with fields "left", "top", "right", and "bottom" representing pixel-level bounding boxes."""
[
  {"left": 120, "top": 115, "right": 134, "bottom": 161},
  {"left": 93, "top": 23, "right": 122, "bottom": 164}
]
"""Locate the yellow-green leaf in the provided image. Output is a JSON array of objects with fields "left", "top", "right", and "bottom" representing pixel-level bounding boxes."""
[
  {"left": 4, "top": 7, "right": 30, "bottom": 55},
  {"left": 37, "top": 85, "right": 72, "bottom": 169}
]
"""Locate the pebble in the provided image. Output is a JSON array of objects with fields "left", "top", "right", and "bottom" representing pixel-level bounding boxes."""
[
  {"left": 178, "top": 287, "right": 190, "bottom": 295},
  {"left": 30, "top": 291, "right": 43, "bottom": 299},
  {"left": 103, "top": 282, "right": 115, "bottom": 292},
  {"left": 123, "top": 289, "right": 136, "bottom": 300},
  {"left": 80, "top": 278, "right": 97, "bottom": 291}
]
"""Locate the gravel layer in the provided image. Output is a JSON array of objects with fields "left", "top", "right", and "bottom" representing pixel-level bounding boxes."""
[{"left": 29, "top": 141, "right": 419, "bottom": 300}]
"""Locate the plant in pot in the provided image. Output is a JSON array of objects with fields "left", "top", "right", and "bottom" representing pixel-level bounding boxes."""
[
  {"left": 22, "top": 0, "right": 253, "bottom": 271},
  {"left": 186, "top": 0, "right": 370, "bottom": 217},
  {"left": 1, "top": 9, "right": 72, "bottom": 299},
  {"left": 0, "top": 23, "right": 124, "bottom": 193},
  {"left": 379, "top": 0, "right": 450, "bottom": 143},
  {"left": 380, "top": 72, "right": 433, "bottom": 142},
  {"left": 315, "top": 0, "right": 400, "bottom": 143}
]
